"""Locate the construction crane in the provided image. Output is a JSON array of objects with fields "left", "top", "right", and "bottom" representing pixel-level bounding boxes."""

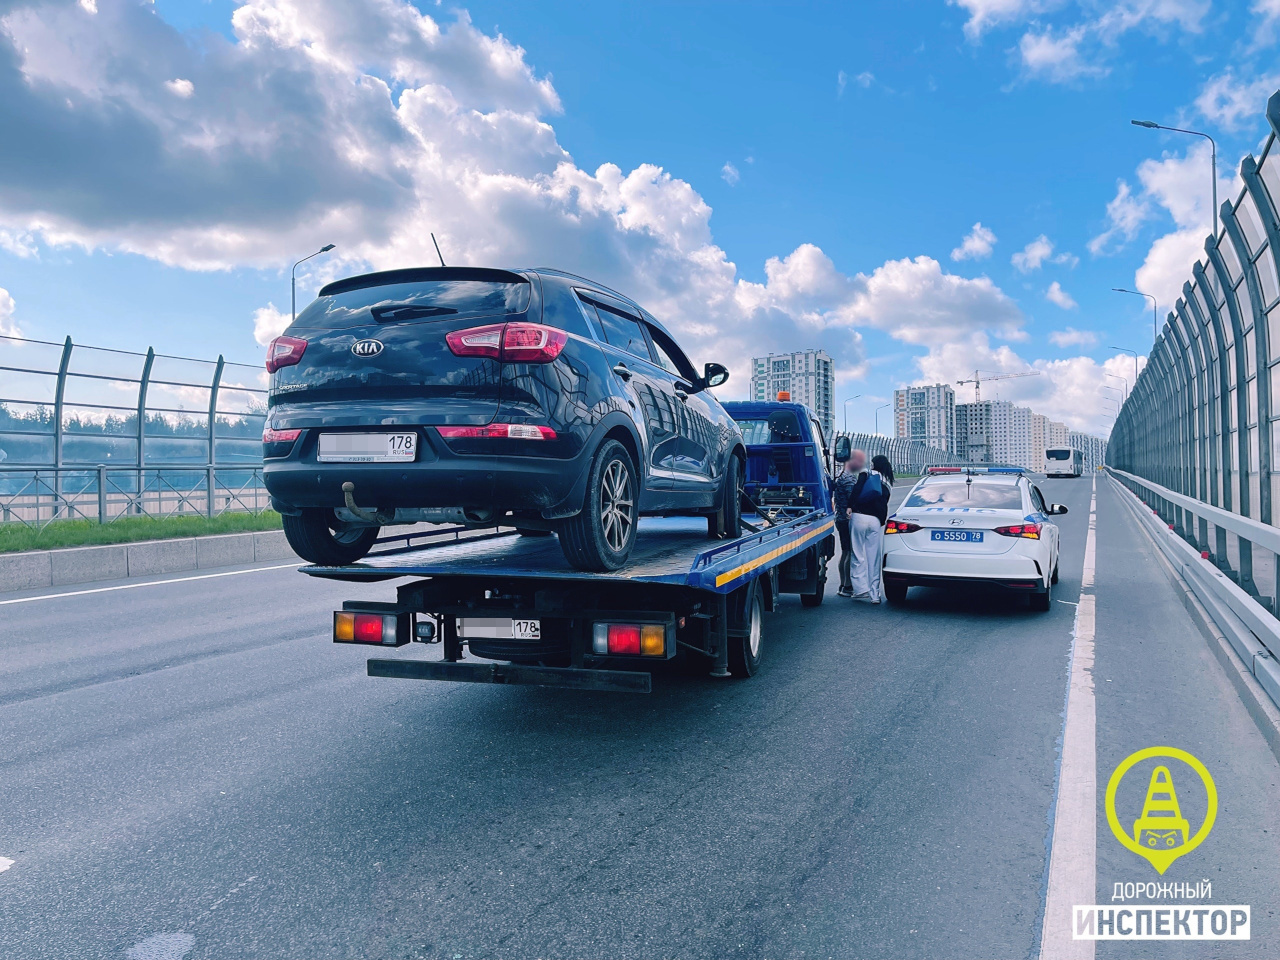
[{"left": 956, "top": 369, "right": 1041, "bottom": 403}]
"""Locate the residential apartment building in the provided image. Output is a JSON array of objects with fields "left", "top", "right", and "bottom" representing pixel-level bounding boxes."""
[
  {"left": 893, "top": 384, "right": 957, "bottom": 455},
  {"left": 1070, "top": 431, "right": 1109, "bottom": 471},
  {"left": 1030, "top": 415, "right": 1071, "bottom": 472},
  {"left": 750, "top": 350, "right": 835, "bottom": 438},
  {"left": 956, "top": 400, "right": 1035, "bottom": 468}
]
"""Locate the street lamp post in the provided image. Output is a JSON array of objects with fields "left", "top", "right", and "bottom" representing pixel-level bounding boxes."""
[
  {"left": 1113, "top": 288, "right": 1158, "bottom": 342},
  {"left": 1109, "top": 346, "right": 1140, "bottom": 382},
  {"left": 842, "top": 395, "right": 862, "bottom": 433},
  {"left": 292, "top": 244, "right": 337, "bottom": 322},
  {"left": 875, "top": 402, "right": 891, "bottom": 436},
  {"left": 1131, "top": 120, "right": 1218, "bottom": 239},
  {"left": 1105, "top": 372, "right": 1130, "bottom": 403}
]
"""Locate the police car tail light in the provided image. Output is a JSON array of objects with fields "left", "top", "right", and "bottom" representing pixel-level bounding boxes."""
[
  {"left": 994, "top": 522, "right": 1041, "bottom": 539},
  {"left": 265, "top": 335, "right": 308, "bottom": 373},
  {"left": 885, "top": 520, "right": 921, "bottom": 534}
]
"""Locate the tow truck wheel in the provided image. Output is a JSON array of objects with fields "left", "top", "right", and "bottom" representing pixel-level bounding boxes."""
[
  {"left": 800, "top": 554, "right": 827, "bottom": 607},
  {"left": 728, "top": 582, "right": 763, "bottom": 678},
  {"left": 282, "top": 509, "right": 379, "bottom": 566},
  {"left": 557, "top": 440, "right": 638, "bottom": 572},
  {"left": 708, "top": 454, "right": 743, "bottom": 540}
]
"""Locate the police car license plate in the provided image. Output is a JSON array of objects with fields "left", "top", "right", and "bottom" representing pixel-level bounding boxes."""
[{"left": 932, "top": 530, "right": 984, "bottom": 543}]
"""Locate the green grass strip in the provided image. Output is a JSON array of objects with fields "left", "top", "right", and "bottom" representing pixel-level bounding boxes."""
[{"left": 0, "top": 511, "right": 283, "bottom": 554}]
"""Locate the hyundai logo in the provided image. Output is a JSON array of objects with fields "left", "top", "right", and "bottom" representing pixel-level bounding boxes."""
[
  {"left": 949, "top": 518, "right": 964, "bottom": 525},
  {"left": 351, "top": 338, "right": 384, "bottom": 358}
]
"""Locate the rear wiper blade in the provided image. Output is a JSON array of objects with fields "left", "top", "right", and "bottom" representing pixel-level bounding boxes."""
[{"left": 371, "top": 303, "right": 459, "bottom": 322}]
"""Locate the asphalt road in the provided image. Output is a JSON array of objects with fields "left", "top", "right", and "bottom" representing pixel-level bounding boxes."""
[{"left": 1, "top": 476, "right": 1278, "bottom": 959}]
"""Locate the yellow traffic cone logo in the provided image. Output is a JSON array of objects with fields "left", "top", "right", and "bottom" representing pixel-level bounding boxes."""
[{"left": 1105, "top": 747, "right": 1217, "bottom": 874}]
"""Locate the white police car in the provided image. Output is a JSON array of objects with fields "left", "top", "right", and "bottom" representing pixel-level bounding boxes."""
[{"left": 882, "top": 467, "right": 1066, "bottom": 611}]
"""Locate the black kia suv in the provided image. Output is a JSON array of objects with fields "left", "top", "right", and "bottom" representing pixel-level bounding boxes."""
[{"left": 262, "top": 267, "right": 746, "bottom": 571}]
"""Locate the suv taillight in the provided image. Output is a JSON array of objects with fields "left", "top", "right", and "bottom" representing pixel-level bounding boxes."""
[
  {"left": 266, "top": 335, "right": 307, "bottom": 373},
  {"left": 885, "top": 519, "right": 921, "bottom": 534},
  {"left": 446, "top": 323, "right": 568, "bottom": 363},
  {"left": 994, "top": 522, "right": 1041, "bottom": 539}
]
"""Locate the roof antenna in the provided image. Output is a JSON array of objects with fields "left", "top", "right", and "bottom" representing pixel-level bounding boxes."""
[{"left": 431, "top": 233, "right": 446, "bottom": 267}]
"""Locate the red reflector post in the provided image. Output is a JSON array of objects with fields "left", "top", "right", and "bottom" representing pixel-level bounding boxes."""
[{"left": 607, "top": 624, "right": 641, "bottom": 655}]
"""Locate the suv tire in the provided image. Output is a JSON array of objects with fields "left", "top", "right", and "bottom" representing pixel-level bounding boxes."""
[
  {"left": 282, "top": 509, "right": 380, "bottom": 565},
  {"left": 708, "top": 454, "right": 743, "bottom": 540},
  {"left": 557, "top": 439, "right": 638, "bottom": 572}
]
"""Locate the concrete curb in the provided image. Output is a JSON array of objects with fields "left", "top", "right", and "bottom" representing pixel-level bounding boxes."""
[
  {"left": 1109, "top": 474, "right": 1280, "bottom": 764},
  {"left": 0, "top": 530, "right": 296, "bottom": 591}
]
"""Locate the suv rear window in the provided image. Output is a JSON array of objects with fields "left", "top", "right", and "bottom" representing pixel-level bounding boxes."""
[
  {"left": 293, "top": 279, "right": 531, "bottom": 330},
  {"left": 904, "top": 481, "right": 1023, "bottom": 510}
]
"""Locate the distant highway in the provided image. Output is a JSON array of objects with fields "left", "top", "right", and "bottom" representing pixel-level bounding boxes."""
[{"left": 2, "top": 477, "right": 1278, "bottom": 958}]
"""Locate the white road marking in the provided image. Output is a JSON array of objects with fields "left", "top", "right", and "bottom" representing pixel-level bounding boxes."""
[
  {"left": 1039, "top": 477, "right": 1097, "bottom": 960},
  {"left": 125, "top": 932, "right": 195, "bottom": 960},
  {"left": 0, "top": 563, "right": 301, "bottom": 606},
  {"left": 0, "top": 857, "right": 13, "bottom": 873}
]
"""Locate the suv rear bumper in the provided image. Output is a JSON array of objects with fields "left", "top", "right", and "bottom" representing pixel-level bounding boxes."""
[{"left": 264, "top": 435, "right": 595, "bottom": 520}]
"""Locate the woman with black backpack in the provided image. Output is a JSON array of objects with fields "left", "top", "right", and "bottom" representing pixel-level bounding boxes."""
[{"left": 848, "top": 453, "right": 892, "bottom": 603}]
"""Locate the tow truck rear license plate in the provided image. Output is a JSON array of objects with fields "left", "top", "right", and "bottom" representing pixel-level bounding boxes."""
[
  {"left": 317, "top": 432, "right": 417, "bottom": 463},
  {"left": 456, "top": 618, "right": 541, "bottom": 640},
  {"left": 931, "top": 529, "right": 984, "bottom": 543}
]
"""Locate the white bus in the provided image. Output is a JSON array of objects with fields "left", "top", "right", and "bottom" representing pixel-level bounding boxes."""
[{"left": 1045, "top": 447, "right": 1084, "bottom": 478}]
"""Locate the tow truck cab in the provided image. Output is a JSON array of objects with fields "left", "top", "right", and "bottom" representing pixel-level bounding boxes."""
[{"left": 722, "top": 401, "right": 834, "bottom": 517}]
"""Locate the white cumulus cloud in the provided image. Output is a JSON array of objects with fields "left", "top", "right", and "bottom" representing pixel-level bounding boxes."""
[
  {"left": 1196, "top": 69, "right": 1280, "bottom": 131},
  {"left": 1045, "top": 281, "right": 1077, "bottom": 309},
  {"left": 950, "top": 222, "right": 997, "bottom": 261},
  {"left": 1088, "top": 180, "right": 1150, "bottom": 255},
  {"left": 0, "top": 287, "right": 19, "bottom": 336},
  {"left": 1049, "top": 326, "right": 1097, "bottom": 347},
  {"left": 720, "top": 162, "right": 740, "bottom": 186},
  {"left": 252, "top": 302, "right": 291, "bottom": 346},
  {"left": 164, "top": 77, "right": 194, "bottom": 98}
]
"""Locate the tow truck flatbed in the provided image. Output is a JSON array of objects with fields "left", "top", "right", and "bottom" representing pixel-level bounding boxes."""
[{"left": 302, "top": 511, "right": 834, "bottom": 593}]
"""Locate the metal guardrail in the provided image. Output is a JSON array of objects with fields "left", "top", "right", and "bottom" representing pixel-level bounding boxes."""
[
  {"left": 0, "top": 464, "right": 267, "bottom": 527},
  {"left": 1110, "top": 89, "right": 1280, "bottom": 604},
  {"left": 833, "top": 432, "right": 967, "bottom": 473},
  {"left": 1109, "top": 467, "right": 1280, "bottom": 711}
]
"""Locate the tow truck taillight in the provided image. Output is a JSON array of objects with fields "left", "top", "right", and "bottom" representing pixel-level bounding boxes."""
[
  {"left": 994, "top": 522, "right": 1042, "bottom": 539},
  {"left": 265, "top": 335, "right": 308, "bottom": 373},
  {"left": 591, "top": 621, "right": 669, "bottom": 657},
  {"left": 885, "top": 519, "right": 921, "bottom": 535},
  {"left": 437, "top": 424, "right": 557, "bottom": 440},
  {"left": 333, "top": 607, "right": 410, "bottom": 646},
  {"left": 446, "top": 322, "right": 568, "bottom": 363}
]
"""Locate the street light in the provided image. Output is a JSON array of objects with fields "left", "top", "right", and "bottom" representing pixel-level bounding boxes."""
[
  {"left": 1105, "top": 372, "right": 1130, "bottom": 402},
  {"left": 1109, "top": 345, "right": 1140, "bottom": 382},
  {"left": 292, "top": 244, "right": 337, "bottom": 321},
  {"left": 1113, "top": 287, "right": 1158, "bottom": 342},
  {"left": 874, "top": 402, "right": 891, "bottom": 436},
  {"left": 1131, "top": 119, "right": 1218, "bottom": 239},
  {"left": 842, "top": 395, "right": 862, "bottom": 432}
]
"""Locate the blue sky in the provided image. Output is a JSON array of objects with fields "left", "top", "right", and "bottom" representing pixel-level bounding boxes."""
[{"left": 1, "top": 0, "right": 1277, "bottom": 434}]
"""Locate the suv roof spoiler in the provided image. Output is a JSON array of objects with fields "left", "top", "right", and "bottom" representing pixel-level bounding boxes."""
[{"left": 318, "top": 267, "right": 530, "bottom": 298}]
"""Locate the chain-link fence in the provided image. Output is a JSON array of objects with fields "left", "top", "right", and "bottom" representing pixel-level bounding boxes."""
[
  {"left": 832, "top": 432, "right": 967, "bottom": 475},
  {"left": 0, "top": 334, "right": 267, "bottom": 528}
]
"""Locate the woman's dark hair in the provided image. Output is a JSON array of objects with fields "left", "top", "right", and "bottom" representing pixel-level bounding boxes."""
[{"left": 872, "top": 454, "right": 894, "bottom": 484}]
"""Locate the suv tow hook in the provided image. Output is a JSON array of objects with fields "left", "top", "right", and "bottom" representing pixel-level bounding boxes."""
[{"left": 341, "top": 481, "right": 393, "bottom": 525}]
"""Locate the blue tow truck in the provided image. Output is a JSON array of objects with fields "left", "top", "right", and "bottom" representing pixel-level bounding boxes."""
[{"left": 304, "top": 400, "right": 836, "bottom": 693}]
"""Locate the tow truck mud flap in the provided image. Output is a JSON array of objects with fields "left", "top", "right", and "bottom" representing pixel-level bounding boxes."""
[{"left": 366, "top": 658, "right": 652, "bottom": 693}]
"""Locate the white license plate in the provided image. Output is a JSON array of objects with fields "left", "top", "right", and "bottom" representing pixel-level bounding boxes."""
[
  {"left": 456, "top": 618, "right": 541, "bottom": 640},
  {"left": 317, "top": 432, "right": 417, "bottom": 463}
]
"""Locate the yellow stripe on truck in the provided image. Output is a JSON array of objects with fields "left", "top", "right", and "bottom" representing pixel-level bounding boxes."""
[{"left": 714, "top": 519, "right": 836, "bottom": 589}]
